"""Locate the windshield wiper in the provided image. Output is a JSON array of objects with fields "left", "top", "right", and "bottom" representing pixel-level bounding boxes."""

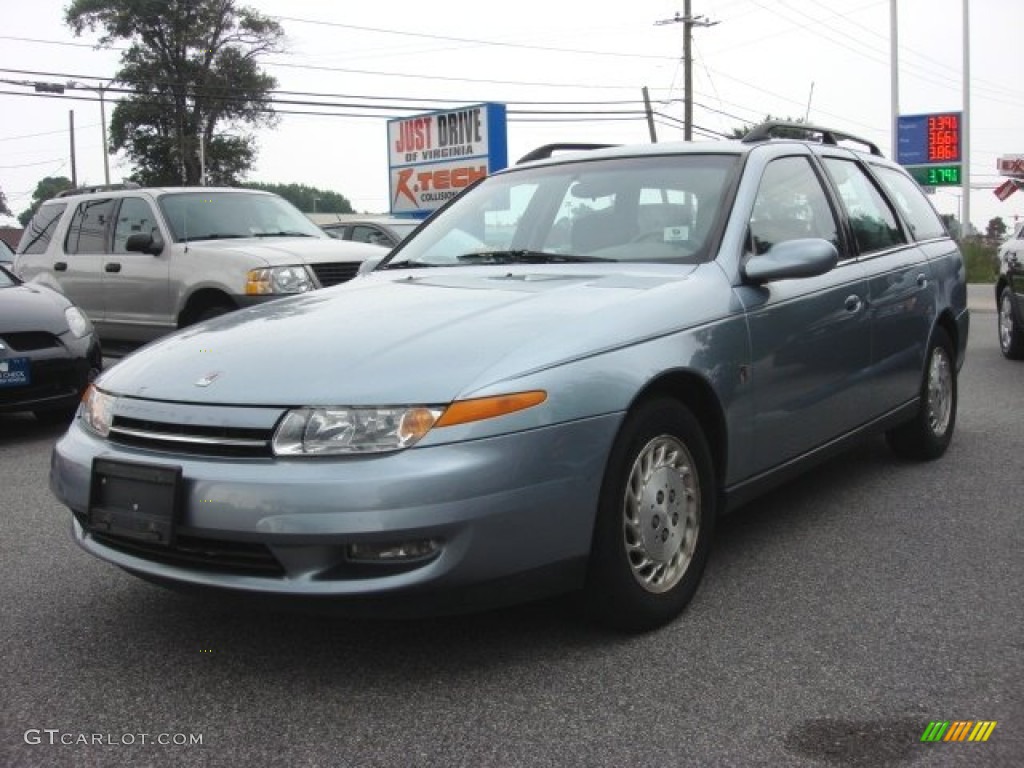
[
  {"left": 191, "top": 233, "right": 248, "bottom": 240},
  {"left": 253, "top": 231, "right": 316, "bottom": 238},
  {"left": 455, "top": 250, "right": 615, "bottom": 264},
  {"left": 380, "top": 259, "right": 443, "bottom": 270}
]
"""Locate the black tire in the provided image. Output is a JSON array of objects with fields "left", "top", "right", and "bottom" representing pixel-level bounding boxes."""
[
  {"left": 585, "top": 398, "right": 716, "bottom": 632},
  {"left": 192, "top": 303, "right": 233, "bottom": 324},
  {"left": 997, "top": 286, "right": 1024, "bottom": 360},
  {"left": 886, "top": 327, "right": 957, "bottom": 460}
]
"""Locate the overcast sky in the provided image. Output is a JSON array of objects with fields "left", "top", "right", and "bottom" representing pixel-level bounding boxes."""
[{"left": 1, "top": 0, "right": 1021, "bottom": 231}]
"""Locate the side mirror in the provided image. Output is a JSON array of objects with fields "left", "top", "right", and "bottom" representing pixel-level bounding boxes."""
[
  {"left": 743, "top": 238, "right": 838, "bottom": 283},
  {"left": 125, "top": 232, "right": 165, "bottom": 256}
]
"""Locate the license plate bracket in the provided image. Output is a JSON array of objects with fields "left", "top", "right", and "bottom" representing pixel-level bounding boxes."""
[{"left": 88, "top": 459, "right": 182, "bottom": 546}]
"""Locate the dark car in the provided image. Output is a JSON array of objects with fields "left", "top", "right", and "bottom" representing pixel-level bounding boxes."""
[
  {"left": 0, "top": 264, "right": 102, "bottom": 423},
  {"left": 996, "top": 220, "right": 1024, "bottom": 359},
  {"left": 320, "top": 216, "right": 420, "bottom": 248}
]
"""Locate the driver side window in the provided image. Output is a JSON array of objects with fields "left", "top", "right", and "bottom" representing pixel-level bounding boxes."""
[{"left": 750, "top": 157, "right": 839, "bottom": 256}]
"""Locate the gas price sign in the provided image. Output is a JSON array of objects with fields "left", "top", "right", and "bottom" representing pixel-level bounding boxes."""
[{"left": 897, "top": 111, "right": 963, "bottom": 188}]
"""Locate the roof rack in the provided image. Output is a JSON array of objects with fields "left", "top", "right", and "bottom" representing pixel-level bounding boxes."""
[
  {"left": 741, "top": 121, "right": 883, "bottom": 157},
  {"left": 517, "top": 143, "right": 619, "bottom": 164},
  {"left": 56, "top": 182, "right": 142, "bottom": 198}
]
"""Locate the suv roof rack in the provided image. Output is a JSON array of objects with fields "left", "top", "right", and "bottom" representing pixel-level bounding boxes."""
[
  {"left": 517, "top": 143, "right": 619, "bottom": 164},
  {"left": 56, "top": 182, "right": 142, "bottom": 198},
  {"left": 741, "top": 121, "right": 883, "bottom": 157}
]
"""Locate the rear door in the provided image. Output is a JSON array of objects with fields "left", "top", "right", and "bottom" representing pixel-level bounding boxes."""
[
  {"left": 58, "top": 198, "right": 113, "bottom": 326},
  {"left": 820, "top": 155, "right": 935, "bottom": 410}
]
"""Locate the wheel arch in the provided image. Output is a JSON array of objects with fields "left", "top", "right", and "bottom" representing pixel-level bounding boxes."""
[
  {"left": 627, "top": 370, "right": 728, "bottom": 489},
  {"left": 177, "top": 289, "right": 236, "bottom": 327}
]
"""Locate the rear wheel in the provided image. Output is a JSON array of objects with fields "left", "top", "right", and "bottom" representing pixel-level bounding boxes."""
[
  {"left": 886, "top": 327, "right": 957, "bottom": 460},
  {"left": 998, "top": 286, "right": 1024, "bottom": 360},
  {"left": 585, "top": 398, "right": 716, "bottom": 632}
]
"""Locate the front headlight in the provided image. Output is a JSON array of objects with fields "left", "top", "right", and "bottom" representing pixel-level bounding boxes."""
[
  {"left": 273, "top": 406, "right": 444, "bottom": 455},
  {"left": 245, "top": 266, "right": 314, "bottom": 295},
  {"left": 81, "top": 385, "right": 116, "bottom": 436},
  {"left": 64, "top": 306, "right": 92, "bottom": 339},
  {"left": 272, "top": 391, "right": 547, "bottom": 456}
]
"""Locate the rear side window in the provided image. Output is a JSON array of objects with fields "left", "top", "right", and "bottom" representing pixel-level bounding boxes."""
[
  {"left": 822, "top": 158, "right": 905, "bottom": 254},
  {"left": 65, "top": 198, "right": 116, "bottom": 254},
  {"left": 17, "top": 203, "right": 66, "bottom": 255},
  {"left": 871, "top": 165, "right": 948, "bottom": 241}
]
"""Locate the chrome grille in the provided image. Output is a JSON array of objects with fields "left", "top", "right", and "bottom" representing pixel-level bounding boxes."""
[
  {"left": 108, "top": 416, "right": 274, "bottom": 458},
  {"left": 310, "top": 261, "right": 361, "bottom": 287}
]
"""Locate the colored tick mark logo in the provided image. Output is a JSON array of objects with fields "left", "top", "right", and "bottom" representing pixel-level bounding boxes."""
[{"left": 921, "top": 721, "right": 997, "bottom": 742}]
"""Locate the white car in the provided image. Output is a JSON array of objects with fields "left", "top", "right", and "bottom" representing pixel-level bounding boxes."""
[{"left": 14, "top": 185, "right": 388, "bottom": 348}]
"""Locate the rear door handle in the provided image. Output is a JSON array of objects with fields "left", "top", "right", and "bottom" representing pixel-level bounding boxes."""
[
  {"left": 54, "top": 261, "right": 67, "bottom": 272},
  {"left": 104, "top": 262, "right": 122, "bottom": 273},
  {"left": 845, "top": 295, "right": 862, "bottom": 313}
]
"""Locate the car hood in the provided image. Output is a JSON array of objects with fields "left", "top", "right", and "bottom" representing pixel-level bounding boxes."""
[
  {"left": 182, "top": 237, "right": 389, "bottom": 266},
  {"left": 0, "top": 282, "right": 71, "bottom": 335},
  {"left": 100, "top": 264, "right": 704, "bottom": 405}
]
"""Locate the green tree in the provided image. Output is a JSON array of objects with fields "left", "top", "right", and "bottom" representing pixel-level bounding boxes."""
[
  {"left": 242, "top": 182, "right": 355, "bottom": 214},
  {"left": 66, "top": 0, "right": 284, "bottom": 186},
  {"left": 0, "top": 185, "right": 11, "bottom": 217},
  {"left": 17, "top": 176, "right": 73, "bottom": 226},
  {"left": 939, "top": 213, "right": 961, "bottom": 239},
  {"left": 730, "top": 115, "right": 809, "bottom": 139},
  {"left": 986, "top": 216, "right": 1007, "bottom": 240}
]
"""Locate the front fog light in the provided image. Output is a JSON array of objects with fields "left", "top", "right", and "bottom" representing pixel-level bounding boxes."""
[
  {"left": 81, "top": 385, "right": 116, "bottom": 436},
  {"left": 347, "top": 539, "right": 441, "bottom": 562}
]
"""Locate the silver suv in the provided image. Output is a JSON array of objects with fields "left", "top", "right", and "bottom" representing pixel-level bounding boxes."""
[{"left": 14, "top": 185, "right": 387, "bottom": 347}]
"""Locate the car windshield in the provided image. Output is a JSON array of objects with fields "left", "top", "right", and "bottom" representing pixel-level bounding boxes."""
[
  {"left": 384, "top": 153, "right": 738, "bottom": 268},
  {"left": 159, "top": 192, "right": 326, "bottom": 243},
  {"left": 0, "top": 265, "right": 16, "bottom": 287}
]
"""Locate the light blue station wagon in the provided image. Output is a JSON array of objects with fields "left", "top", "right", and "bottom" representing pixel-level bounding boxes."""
[{"left": 51, "top": 123, "right": 969, "bottom": 630}]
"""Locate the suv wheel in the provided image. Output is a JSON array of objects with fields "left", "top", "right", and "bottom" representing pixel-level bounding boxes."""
[
  {"left": 998, "top": 286, "right": 1024, "bottom": 359},
  {"left": 585, "top": 398, "right": 715, "bottom": 632}
]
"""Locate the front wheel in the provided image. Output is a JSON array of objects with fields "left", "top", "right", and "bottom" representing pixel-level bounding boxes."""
[
  {"left": 585, "top": 398, "right": 716, "bottom": 632},
  {"left": 998, "top": 286, "right": 1024, "bottom": 360},
  {"left": 886, "top": 327, "right": 957, "bottom": 460}
]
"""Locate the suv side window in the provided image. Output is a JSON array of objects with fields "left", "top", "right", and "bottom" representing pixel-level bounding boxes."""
[
  {"left": 870, "top": 166, "right": 947, "bottom": 241},
  {"left": 749, "top": 156, "right": 840, "bottom": 256},
  {"left": 18, "top": 203, "right": 67, "bottom": 255},
  {"left": 113, "top": 197, "right": 159, "bottom": 253},
  {"left": 65, "top": 198, "right": 116, "bottom": 254},
  {"left": 822, "top": 158, "right": 906, "bottom": 254}
]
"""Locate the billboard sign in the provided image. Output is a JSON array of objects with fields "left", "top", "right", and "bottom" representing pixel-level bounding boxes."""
[{"left": 387, "top": 103, "right": 508, "bottom": 217}]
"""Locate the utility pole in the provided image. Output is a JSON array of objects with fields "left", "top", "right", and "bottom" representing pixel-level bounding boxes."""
[
  {"left": 655, "top": 3, "right": 719, "bottom": 141},
  {"left": 69, "top": 110, "right": 78, "bottom": 187}
]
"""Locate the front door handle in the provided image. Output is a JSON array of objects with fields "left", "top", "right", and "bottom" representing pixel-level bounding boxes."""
[
  {"left": 104, "top": 262, "right": 122, "bottom": 273},
  {"left": 54, "top": 261, "right": 67, "bottom": 272},
  {"left": 845, "top": 295, "right": 862, "bottom": 313}
]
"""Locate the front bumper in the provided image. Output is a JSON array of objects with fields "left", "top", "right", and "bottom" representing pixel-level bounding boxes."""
[
  {"left": 0, "top": 334, "right": 99, "bottom": 414},
  {"left": 51, "top": 413, "right": 620, "bottom": 613}
]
